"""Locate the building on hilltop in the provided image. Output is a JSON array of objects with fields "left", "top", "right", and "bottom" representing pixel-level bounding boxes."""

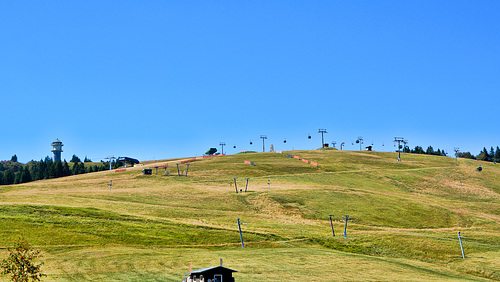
[
  {"left": 183, "top": 261, "right": 237, "bottom": 282},
  {"left": 51, "top": 139, "right": 64, "bottom": 161}
]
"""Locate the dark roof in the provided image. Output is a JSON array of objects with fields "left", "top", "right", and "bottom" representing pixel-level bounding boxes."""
[{"left": 190, "top": 266, "right": 237, "bottom": 274}]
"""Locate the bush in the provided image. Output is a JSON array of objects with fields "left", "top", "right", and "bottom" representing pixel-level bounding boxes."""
[{"left": 1, "top": 237, "right": 45, "bottom": 281}]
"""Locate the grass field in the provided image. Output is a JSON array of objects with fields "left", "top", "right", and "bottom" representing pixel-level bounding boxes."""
[{"left": 1, "top": 150, "right": 499, "bottom": 281}]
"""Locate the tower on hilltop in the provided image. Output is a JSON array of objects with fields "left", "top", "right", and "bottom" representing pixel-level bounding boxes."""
[{"left": 51, "top": 139, "right": 64, "bottom": 161}]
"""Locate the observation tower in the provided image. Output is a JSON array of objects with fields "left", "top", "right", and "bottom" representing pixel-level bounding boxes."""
[{"left": 51, "top": 139, "right": 64, "bottom": 161}]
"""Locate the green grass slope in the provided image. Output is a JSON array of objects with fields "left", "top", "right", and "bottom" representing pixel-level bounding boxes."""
[{"left": 0, "top": 150, "right": 499, "bottom": 281}]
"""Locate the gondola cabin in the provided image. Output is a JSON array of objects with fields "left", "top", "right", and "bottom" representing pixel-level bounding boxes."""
[{"left": 184, "top": 266, "right": 237, "bottom": 282}]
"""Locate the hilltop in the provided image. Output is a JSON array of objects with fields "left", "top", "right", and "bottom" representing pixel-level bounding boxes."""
[{"left": 0, "top": 150, "right": 499, "bottom": 281}]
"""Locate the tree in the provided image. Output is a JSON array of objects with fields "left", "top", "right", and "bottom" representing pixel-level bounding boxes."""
[
  {"left": 0, "top": 172, "right": 4, "bottom": 185},
  {"left": 426, "top": 146, "right": 435, "bottom": 155},
  {"left": 494, "top": 147, "right": 500, "bottom": 163},
  {"left": 84, "top": 156, "right": 92, "bottom": 163},
  {"left": 20, "top": 168, "right": 32, "bottom": 184},
  {"left": 411, "top": 146, "right": 425, "bottom": 154},
  {"left": 10, "top": 155, "right": 18, "bottom": 162},
  {"left": 0, "top": 236, "right": 45, "bottom": 282},
  {"left": 477, "top": 147, "right": 491, "bottom": 162},
  {"left": 70, "top": 155, "right": 81, "bottom": 163},
  {"left": 53, "top": 161, "right": 63, "bottom": 178},
  {"left": 62, "top": 161, "right": 71, "bottom": 177},
  {"left": 3, "top": 170, "right": 15, "bottom": 185}
]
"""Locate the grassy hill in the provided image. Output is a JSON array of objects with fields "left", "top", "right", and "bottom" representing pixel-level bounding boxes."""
[{"left": 0, "top": 150, "right": 499, "bottom": 281}]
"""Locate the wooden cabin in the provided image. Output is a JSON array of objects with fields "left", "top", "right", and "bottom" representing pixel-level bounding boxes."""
[{"left": 184, "top": 266, "right": 237, "bottom": 282}]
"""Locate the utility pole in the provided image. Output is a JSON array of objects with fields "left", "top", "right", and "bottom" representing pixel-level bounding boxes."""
[
  {"left": 318, "top": 129, "right": 327, "bottom": 151},
  {"left": 105, "top": 156, "right": 116, "bottom": 170},
  {"left": 331, "top": 141, "right": 337, "bottom": 148},
  {"left": 220, "top": 142, "right": 226, "bottom": 155},
  {"left": 394, "top": 137, "right": 404, "bottom": 162},
  {"left": 260, "top": 135, "right": 267, "bottom": 152},
  {"left": 454, "top": 147, "right": 460, "bottom": 166},
  {"left": 237, "top": 218, "right": 248, "bottom": 248},
  {"left": 328, "top": 215, "right": 335, "bottom": 237}
]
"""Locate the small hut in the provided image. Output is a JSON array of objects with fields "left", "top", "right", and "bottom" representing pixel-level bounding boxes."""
[{"left": 184, "top": 265, "right": 237, "bottom": 282}]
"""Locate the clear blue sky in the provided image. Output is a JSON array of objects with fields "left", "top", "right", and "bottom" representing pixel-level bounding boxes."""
[{"left": 1, "top": 1, "right": 499, "bottom": 163}]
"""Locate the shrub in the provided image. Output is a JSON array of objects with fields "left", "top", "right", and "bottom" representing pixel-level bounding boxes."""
[{"left": 1, "top": 237, "right": 45, "bottom": 282}]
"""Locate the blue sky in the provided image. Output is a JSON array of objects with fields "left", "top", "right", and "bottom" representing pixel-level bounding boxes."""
[{"left": 1, "top": 1, "right": 499, "bottom": 163}]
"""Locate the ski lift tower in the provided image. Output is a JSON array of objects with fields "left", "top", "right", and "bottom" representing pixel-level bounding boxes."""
[
  {"left": 394, "top": 137, "right": 404, "bottom": 162},
  {"left": 51, "top": 139, "right": 64, "bottom": 161},
  {"left": 454, "top": 147, "right": 460, "bottom": 166},
  {"left": 260, "top": 135, "right": 267, "bottom": 152},
  {"left": 318, "top": 129, "right": 327, "bottom": 151}
]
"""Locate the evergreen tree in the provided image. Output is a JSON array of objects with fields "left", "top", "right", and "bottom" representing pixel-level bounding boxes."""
[
  {"left": 10, "top": 154, "right": 18, "bottom": 162},
  {"left": 15, "top": 167, "right": 24, "bottom": 184},
  {"left": 62, "top": 161, "right": 71, "bottom": 177},
  {"left": 21, "top": 167, "right": 32, "bottom": 183},
  {"left": 78, "top": 163, "right": 86, "bottom": 174},
  {"left": 84, "top": 156, "right": 92, "bottom": 162},
  {"left": 411, "top": 146, "right": 425, "bottom": 154},
  {"left": 3, "top": 170, "right": 14, "bottom": 185},
  {"left": 54, "top": 161, "right": 63, "bottom": 178},
  {"left": 0, "top": 172, "right": 4, "bottom": 185},
  {"left": 494, "top": 147, "right": 500, "bottom": 163},
  {"left": 426, "top": 146, "right": 435, "bottom": 155},
  {"left": 477, "top": 147, "right": 491, "bottom": 161},
  {"left": 37, "top": 159, "right": 46, "bottom": 180},
  {"left": 70, "top": 155, "right": 81, "bottom": 163},
  {"left": 72, "top": 162, "right": 79, "bottom": 175}
]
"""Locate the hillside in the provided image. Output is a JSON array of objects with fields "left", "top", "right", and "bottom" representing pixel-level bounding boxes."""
[{"left": 0, "top": 150, "right": 499, "bottom": 281}]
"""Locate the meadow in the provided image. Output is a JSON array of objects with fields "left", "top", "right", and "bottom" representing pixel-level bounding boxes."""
[{"left": 0, "top": 150, "right": 499, "bottom": 281}]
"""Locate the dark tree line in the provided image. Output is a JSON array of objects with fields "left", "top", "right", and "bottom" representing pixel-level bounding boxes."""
[
  {"left": 0, "top": 155, "right": 122, "bottom": 186},
  {"left": 464, "top": 146, "right": 500, "bottom": 163},
  {"left": 403, "top": 145, "right": 448, "bottom": 156},
  {"left": 404, "top": 145, "right": 500, "bottom": 164}
]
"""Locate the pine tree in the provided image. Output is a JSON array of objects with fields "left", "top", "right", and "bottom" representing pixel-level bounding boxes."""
[
  {"left": 21, "top": 167, "right": 32, "bottom": 183},
  {"left": 54, "top": 161, "right": 63, "bottom": 178},
  {"left": 72, "top": 162, "right": 79, "bottom": 175},
  {"left": 15, "top": 167, "right": 24, "bottom": 184},
  {"left": 3, "top": 170, "right": 14, "bottom": 185},
  {"left": 70, "top": 155, "right": 81, "bottom": 163},
  {"left": 0, "top": 172, "right": 4, "bottom": 185},
  {"left": 62, "top": 161, "right": 71, "bottom": 176},
  {"left": 77, "top": 163, "right": 86, "bottom": 175},
  {"left": 426, "top": 146, "right": 435, "bottom": 155},
  {"left": 47, "top": 161, "right": 56, "bottom": 179},
  {"left": 10, "top": 154, "right": 18, "bottom": 162},
  {"left": 495, "top": 147, "right": 500, "bottom": 163},
  {"left": 477, "top": 147, "right": 491, "bottom": 161}
]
